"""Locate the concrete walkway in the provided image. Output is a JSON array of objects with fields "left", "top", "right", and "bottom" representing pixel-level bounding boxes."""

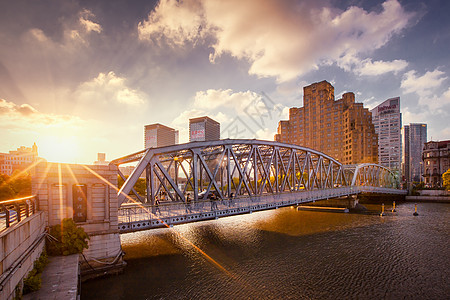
[{"left": 24, "top": 254, "right": 79, "bottom": 300}]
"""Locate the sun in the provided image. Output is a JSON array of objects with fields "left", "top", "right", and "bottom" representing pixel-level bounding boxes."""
[{"left": 39, "top": 135, "right": 81, "bottom": 164}]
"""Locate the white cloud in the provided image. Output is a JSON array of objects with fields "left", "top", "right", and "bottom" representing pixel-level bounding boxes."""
[
  {"left": 79, "top": 9, "right": 102, "bottom": 34},
  {"left": 25, "top": 9, "right": 101, "bottom": 49},
  {"left": 75, "top": 71, "right": 146, "bottom": 106},
  {"left": 401, "top": 69, "right": 447, "bottom": 97},
  {"left": 138, "top": 0, "right": 207, "bottom": 46},
  {"left": 255, "top": 128, "right": 276, "bottom": 140},
  {"left": 138, "top": 0, "right": 414, "bottom": 81},
  {"left": 353, "top": 59, "right": 408, "bottom": 76},
  {"left": 193, "top": 89, "right": 261, "bottom": 112},
  {"left": 0, "top": 98, "right": 81, "bottom": 129},
  {"left": 193, "top": 89, "right": 288, "bottom": 121},
  {"left": 188, "top": 88, "right": 288, "bottom": 141},
  {"left": 172, "top": 108, "right": 206, "bottom": 128},
  {"left": 400, "top": 68, "right": 450, "bottom": 111}
]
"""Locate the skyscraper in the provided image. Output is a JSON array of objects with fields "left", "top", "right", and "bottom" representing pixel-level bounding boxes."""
[
  {"left": 189, "top": 116, "right": 220, "bottom": 142},
  {"left": 370, "top": 97, "right": 402, "bottom": 171},
  {"left": 144, "top": 123, "right": 179, "bottom": 149},
  {"left": 275, "top": 80, "right": 378, "bottom": 164},
  {"left": 403, "top": 123, "right": 427, "bottom": 183}
]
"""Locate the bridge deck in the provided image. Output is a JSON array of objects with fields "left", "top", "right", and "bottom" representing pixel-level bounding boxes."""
[{"left": 118, "top": 187, "right": 404, "bottom": 233}]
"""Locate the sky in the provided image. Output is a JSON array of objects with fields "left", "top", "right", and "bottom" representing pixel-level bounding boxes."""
[{"left": 0, "top": 0, "right": 449, "bottom": 164}]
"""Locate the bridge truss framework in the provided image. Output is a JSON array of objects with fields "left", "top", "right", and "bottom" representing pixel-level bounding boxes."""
[{"left": 111, "top": 139, "right": 402, "bottom": 233}]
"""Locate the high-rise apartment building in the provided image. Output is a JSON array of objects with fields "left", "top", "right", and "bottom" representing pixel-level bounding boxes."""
[
  {"left": 275, "top": 80, "right": 378, "bottom": 164},
  {"left": 189, "top": 116, "right": 220, "bottom": 142},
  {"left": 144, "top": 123, "right": 179, "bottom": 148},
  {"left": 403, "top": 123, "right": 427, "bottom": 183},
  {"left": 0, "top": 143, "right": 39, "bottom": 176},
  {"left": 370, "top": 97, "right": 402, "bottom": 171}
]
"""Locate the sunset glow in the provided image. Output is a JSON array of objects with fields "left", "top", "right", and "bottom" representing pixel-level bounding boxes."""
[
  {"left": 39, "top": 136, "right": 81, "bottom": 164},
  {"left": 0, "top": 0, "right": 449, "bottom": 163}
]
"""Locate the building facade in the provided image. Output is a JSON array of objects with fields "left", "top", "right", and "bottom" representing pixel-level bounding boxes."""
[
  {"left": 144, "top": 123, "right": 179, "bottom": 149},
  {"left": 370, "top": 97, "right": 402, "bottom": 171},
  {"left": 422, "top": 140, "right": 450, "bottom": 187},
  {"left": 0, "top": 143, "right": 39, "bottom": 176},
  {"left": 275, "top": 80, "right": 378, "bottom": 164},
  {"left": 94, "top": 153, "right": 109, "bottom": 166},
  {"left": 189, "top": 116, "right": 220, "bottom": 142},
  {"left": 403, "top": 123, "right": 427, "bottom": 183}
]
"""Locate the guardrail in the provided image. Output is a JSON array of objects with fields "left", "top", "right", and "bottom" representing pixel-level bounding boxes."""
[
  {"left": 0, "top": 195, "right": 37, "bottom": 230},
  {"left": 118, "top": 187, "right": 357, "bottom": 232}
]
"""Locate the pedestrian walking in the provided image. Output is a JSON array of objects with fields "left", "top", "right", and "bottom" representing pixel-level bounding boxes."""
[
  {"left": 185, "top": 193, "right": 192, "bottom": 213},
  {"left": 210, "top": 193, "right": 218, "bottom": 211},
  {"left": 155, "top": 198, "right": 161, "bottom": 215},
  {"left": 229, "top": 192, "right": 234, "bottom": 207}
]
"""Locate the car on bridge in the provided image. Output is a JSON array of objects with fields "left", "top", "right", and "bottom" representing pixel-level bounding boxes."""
[{"left": 291, "top": 184, "right": 305, "bottom": 191}]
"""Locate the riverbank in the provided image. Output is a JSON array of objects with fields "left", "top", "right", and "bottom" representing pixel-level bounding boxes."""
[{"left": 405, "top": 195, "right": 450, "bottom": 203}]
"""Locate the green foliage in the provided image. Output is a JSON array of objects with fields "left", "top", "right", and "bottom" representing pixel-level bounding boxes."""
[
  {"left": 23, "top": 251, "right": 49, "bottom": 295},
  {"left": 118, "top": 175, "right": 146, "bottom": 196},
  {"left": 0, "top": 172, "right": 31, "bottom": 200},
  {"left": 14, "top": 283, "right": 22, "bottom": 300},
  {"left": 411, "top": 182, "right": 425, "bottom": 195},
  {"left": 0, "top": 174, "right": 16, "bottom": 200},
  {"left": 47, "top": 218, "right": 90, "bottom": 256},
  {"left": 34, "top": 250, "right": 49, "bottom": 273},
  {"left": 10, "top": 171, "right": 31, "bottom": 196},
  {"left": 23, "top": 270, "right": 41, "bottom": 294},
  {"left": 443, "top": 168, "right": 450, "bottom": 190}
]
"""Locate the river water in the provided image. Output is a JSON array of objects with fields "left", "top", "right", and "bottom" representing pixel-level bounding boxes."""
[{"left": 82, "top": 202, "right": 449, "bottom": 299}]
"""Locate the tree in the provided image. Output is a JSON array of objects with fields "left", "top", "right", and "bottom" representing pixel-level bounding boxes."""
[
  {"left": 117, "top": 175, "right": 146, "bottom": 196},
  {"left": 10, "top": 170, "right": 31, "bottom": 196},
  {"left": 0, "top": 172, "right": 31, "bottom": 200},
  {"left": 443, "top": 168, "right": 450, "bottom": 190},
  {"left": 47, "top": 218, "right": 89, "bottom": 256},
  {"left": 0, "top": 174, "right": 15, "bottom": 200}
]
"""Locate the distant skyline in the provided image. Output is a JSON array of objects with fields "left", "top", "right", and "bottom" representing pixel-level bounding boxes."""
[{"left": 1, "top": 0, "right": 449, "bottom": 164}]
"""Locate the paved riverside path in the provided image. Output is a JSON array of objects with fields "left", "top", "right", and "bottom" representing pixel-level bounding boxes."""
[{"left": 24, "top": 254, "right": 79, "bottom": 300}]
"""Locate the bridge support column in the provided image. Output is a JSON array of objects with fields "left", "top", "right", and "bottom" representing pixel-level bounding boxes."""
[{"left": 32, "top": 162, "right": 125, "bottom": 280}]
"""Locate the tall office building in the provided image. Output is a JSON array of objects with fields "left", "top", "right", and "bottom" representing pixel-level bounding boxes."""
[
  {"left": 275, "top": 80, "right": 378, "bottom": 164},
  {"left": 144, "top": 123, "right": 179, "bottom": 148},
  {"left": 370, "top": 97, "right": 402, "bottom": 171},
  {"left": 189, "top": 116, "right": 220, "bottom": 142},
  {"left": 403, "top": 123, "right": 427, "bottom": 183}
]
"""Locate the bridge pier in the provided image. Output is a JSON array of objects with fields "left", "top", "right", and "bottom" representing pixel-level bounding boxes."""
[{"left": 32, "top": 162, "right": 125, "bottom": 280}]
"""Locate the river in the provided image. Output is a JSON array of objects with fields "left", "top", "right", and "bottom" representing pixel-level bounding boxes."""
[{"left": 82, "top": 201, "right": 449, "bottom": 299}]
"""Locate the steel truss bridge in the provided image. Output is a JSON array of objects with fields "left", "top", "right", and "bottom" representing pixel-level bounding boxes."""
[{"left": 111, "top": 140, "right": 405, "bottom": 233}]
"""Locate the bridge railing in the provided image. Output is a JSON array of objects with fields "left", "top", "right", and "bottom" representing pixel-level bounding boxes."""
[
  {"left": 118, "top": 187, "right": 356, "bottom": 225},
  {"left": 0, "top": 196, "right": 37, "bottom": 231},
  {"left": 355, "top": 185, "right": 407, "bottom": 195}
]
